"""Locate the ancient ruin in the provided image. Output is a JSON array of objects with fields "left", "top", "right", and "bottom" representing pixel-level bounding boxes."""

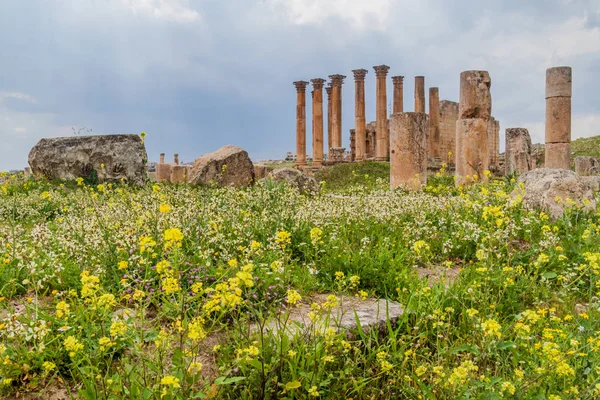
[
  {"left": 545, "top": 67, "right": 572, "bottom": 169},
  {"left": 311, "top": 78, "right": 326, "bottom": 168},
  {"left": 487, "top": 117, "right": 500, "bottom": 170},
  {"left": 326, "top": 85, "right": 333, "bottom": 157},
  {"left": 456, "top": 71, "right": 491, "bottom": 185},
  {"left": 575, "top": 156, "right": 599, "bottom": 176},
  {"left": 293, "top": 81, "right": 309, "bottom": 168},
  {"left": 414, "top": 76, "right": 425, "bottom": 113},
  {"left": 439, "top": 100, "right": 459, "bottom": 165},
  {"left": 390, "top": 112, "right": 428, "bottom": 190},
  {"left": 329, "top": 75, "right": 346, "bottom": 151},
  {"left": 505, "top": 128, "right": 533, "bottom": 175},
  {"left": 392, "top": 76, "right": 404, "bottom": 113},
  {"left": 428, "top": 87, "right": 441, "bottom": 159},
  {"left": 352, "top": 69, "right": 368, "bottom": 161},
  {"left": 374, "top": 65, "right": 390, "bottom": 161}
]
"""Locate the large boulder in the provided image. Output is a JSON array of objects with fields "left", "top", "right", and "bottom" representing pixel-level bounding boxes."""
[
  {"left": 514, "top": 168, "right": 596, "bottom": 219},
  {"left": 264, "top": 168, "right": 319, "bottom": 195},
  {"left": 28, "top": 134, "right": 147, "bottom": 185},
  {"left": 575, "top": 156, "right": 599, "bottom": 176},
  {"left": 188, "top": 145, "right": 254, "bottom": 187}
]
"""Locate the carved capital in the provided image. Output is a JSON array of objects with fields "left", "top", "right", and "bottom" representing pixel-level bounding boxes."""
[
  {"left": 373, "top": 65, "right": 390, "bottom": 78},
  {"left": 352, "top": 69, "right": 368, "bottom": 81},
  {"left": 293, "top": 81, "right": 309, "bottom": 92},
  {"left": 392, "top": 76, "right": 405, "bottom": 85},
  {"left": 325, "top": 85, "right": 333, "bottom": 96},
  {"left": 329, "top": 74, "right": 346, "bottom": 86},
  {"left": 310, "top": 78, "right": 326, "bottom": 90}
]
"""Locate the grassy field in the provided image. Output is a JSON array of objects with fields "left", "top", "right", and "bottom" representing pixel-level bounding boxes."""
[
  {"left": 572, "top": 135, "right": 600, "bottom": 159},
  {"left": 0, "top": 168, "right": 599, "bottom": 399}
]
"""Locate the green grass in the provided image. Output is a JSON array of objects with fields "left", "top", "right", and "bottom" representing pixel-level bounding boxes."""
[
  {"left": 572, "top": 135, "right": 600, "bottom": 159},
  {"left": 314, "top": 161, "right": 389, "bottom": 192}
]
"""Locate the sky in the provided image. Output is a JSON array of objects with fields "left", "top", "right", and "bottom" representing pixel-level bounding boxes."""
[{"left": 1, "top": 0, "right": 599, "bottom": 170}]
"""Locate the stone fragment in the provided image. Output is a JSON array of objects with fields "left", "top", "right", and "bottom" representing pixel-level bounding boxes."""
[
  {"left": 156, "top": 163, "right": 171, "bottom": 183},
  {"left": 575, "top": 156, "right": 599, "bottom": 176},
  {"left": 455, "top": 118, "right": 488, "bottom": 185},
  {"left": 505, "top": 128, "right": 533, "bottom": 175},
  {"left": 544, "top": 143, "right": 571, "bottom": 169},
  {"left": 253, "top": 165, "right": 273, "bottom": 180},
  {"left": 390, "top": 113, "right": 428, "bottom": 190},
  {"left": 545, "top": 96, "right": 572, "bottom": 143},
  {"left": 28, "top": 134, "right": 147, "bottom": 185},
  {"left": 349, "top": 129, "right": 356, "bottom": 161},
  {"left": 514, "top": 168, "right": 596, "bottom": 219},
  {"left": 188, "top": 145, "right": 254, "bottom": 187},
  {"left": 329, "top": 147, "right": 346, "bottom": 162},
  {"left": 458, "top": 71, "right": 492, "bottom": 120},
  {"left": 265, "top": 167, "right": 319, "bottom": 195},
  {"left": 170, "top": 165, "right": 190, "bottom": 184},
  {"left": 581, "top": 176, "right": 600, "bottom": 191}
]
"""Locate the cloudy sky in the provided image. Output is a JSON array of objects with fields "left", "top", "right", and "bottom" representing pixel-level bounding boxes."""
[{"left": 1, "top": 0, "right": 599, "bottom": 170}]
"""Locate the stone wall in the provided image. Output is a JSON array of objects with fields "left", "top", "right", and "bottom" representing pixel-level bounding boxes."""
[{"left": 439, "top": 100, "right": 459, "bottom": 165}]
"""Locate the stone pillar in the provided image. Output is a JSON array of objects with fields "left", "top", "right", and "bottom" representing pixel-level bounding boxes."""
[
  {"left": 294, "top": 81, "right": 309, "bottom": 168},
  {"left": 414, "top": 76, "right": 425, "bottom": 113},
  {"left": 171, "top": 165, "right": 190, "bottom": 184},
  {"left": 575, "top": 156, "right": 599, "bottom": 176},
  {"left": 156, "top": 153, "right": 171, "bottom": 183},
  {"left": 352, "top": 69, "right": 368, "bottom": 161},
  {"left": 373, "top": 65, "right": 390, "bottom": 161},
  {"left": 174, "top": 154, "right": 179, "bottom": 166},
  {"left": 390, "top": 113, "right": 428, "bottom": 190},
  {"left": 456, "top": 71, "right": 491, "bottom": 185},
  {"left": 329, "top": 75, "right": 346, "bottom": 149},
  {"left": 428, "top": 87, "right": 440, "bottom": 158},
  {"left": 545, "top": 66, "right": 572, "bottom": 169},
  {"left": 392, "top": 76, "right": 404, "bottom": 114},
  {"left": 349, "top": 129, "right": 356, "bottom": 161},
  {"left": 326, "top": 85, "right": 332, "bottom": 159},
  {"left": 505, "top": 128, "right": 533, "bottom": 175},
  {"left": 311, "top": 78, "right": 326, "bottom": 168},
  {"left": 440, "top": 100, "right": 459, "bottom": 165}
]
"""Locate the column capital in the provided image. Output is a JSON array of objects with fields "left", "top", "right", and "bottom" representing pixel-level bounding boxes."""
[
  {"left": 311, "top": 78, "right": 326, "bottom": 89},
  {"left": 392, "top": 76, "right": 404, "bottom": 84},
  {"left": 325, "top": 85, "right": 333, "bottom": 96},
  {"left": 352, "top": 69, "right": 368, "bottom": 81},
  {"left": 329, "top": 74, "right": 346, "bottom": 86},
  {"left": 293, "top": 81, "right": 309, "bottom": 92},
  {"left": 373, "top": 65, "right": 390, "bottom": 77}
]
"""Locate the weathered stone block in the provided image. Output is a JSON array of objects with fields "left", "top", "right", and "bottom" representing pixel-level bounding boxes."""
[
  {"left": 390, "top": 112, "right": 428, "bottom": 190},
  {"left": 575, "top": 156, "right": 599, "bottom": 176},
  {"left": 28, "top": 134, "right": 147, "bottom": 185},
  {"left": 329, "top": 147, "right": 346, "bottom": 162},
  {"left": 188, "top": 145, "right": 254, "bottom": 187},
  {"left": 544, "top": 142, "right": 571, "bottom": 169},
  {"left": 505, "top": 128, "right": 533, "bottom": 175},
  {"left": 455, "top": 118, "right": 489, "bottom": 185},
  {"left": 459, "top": 71, "right": 492, "bottom": 120},
  {"left": 170, "top": 165, "right": 190, "bottom": 184},
  {"left": 546, "top": 66, "right": 572, "bottom": 98},
  {"left": 264, "top": 167, "right": 319, "bottom": 195},
  {"left": 545, "top": 96, "right": 572, "bottom": 143},
  {"left": 156, "top": 163, "right": 171, "bottom": 183}
]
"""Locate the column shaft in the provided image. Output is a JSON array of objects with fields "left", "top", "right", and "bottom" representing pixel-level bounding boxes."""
[
  {"left": 392, "top": 76, "right": 404, "bottom": 114},
  {"left": 311, "top": 79, "right": 326, "bottom": 167},
  {"left": 353, "top": 69, "right": 368, "bottom": 161},
  {"left": 293, "top": 81, "right": 309, "bottom": 168},
  {"left": 545, "top": 66, "right": 572, "bottom": 169},
  {"left": 329, "top": 75, "right": 346, "bottom": 149},
  {"left": 428, "top": 87, "right": 440, "bottom": 158},
  {"left": 414, "top": 76, "right": 425, "bottom": 113},
  {"left": 374, "top": 65, "right": 390, "bottom": 161}
]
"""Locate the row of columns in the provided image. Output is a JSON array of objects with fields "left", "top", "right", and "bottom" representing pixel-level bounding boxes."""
[{"left": 294, "top": 72, "right": 433, "bottom": 168}]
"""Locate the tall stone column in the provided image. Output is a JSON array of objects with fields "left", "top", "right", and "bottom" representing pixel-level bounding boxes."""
[
  {"left": 428, "top": 87, "right": 440, "bottom": 158},
  {"left": 390, "top": 112, "right": 428, "bottom": 190},
  {"left": 456, "top": 71, "right": 491, "bottom": 185},
  {"left": 293, "top": 81, "right": 309, "bottom": 168},
  {"left": 311, "top": 78, "right": 326, "bottom": 168},
  {"left": 329, "top": 75, "right": 346, "bottom": 149},
  {"left": 160, "top": 153, "right": 165, "bottom": 164},
  {"left": 392, "top": 76, "right": 404, "bottom": 114},
  {"left": 326, "top": 85, "right": 333, "bottom": 158},
  {"left": 414, "top": 76, "right": 425, "bottom": 113},
  {"left": 545, "top": 66, "right": 572, "bottom": 169},
  {"left": 174, "top": 153, "right": 179, "bottom": 166},
  {"left": 505, "top": 128, "right": 533, "bottom": 175},
  {"left": 352, "top": 69, "right": 368, "bottom": 161},
  {"left": 373, "top": 65, "right": 390, "bottom": 161}
]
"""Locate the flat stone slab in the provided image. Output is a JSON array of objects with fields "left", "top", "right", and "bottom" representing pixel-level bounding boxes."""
[{"left": 255, "top": 294, "right": 403, "bottom": 337}]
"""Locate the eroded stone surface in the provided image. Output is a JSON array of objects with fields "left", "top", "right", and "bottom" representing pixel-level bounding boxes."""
[
  {"left": 544, "top": 143, "right": 571, "bottom": 169},
  {"left": 459, "top": 71, "right": 492, "bottom": 120},
  {"left": 546, "top": 66, "right": 572, "bottom": 98},
  {"left": 505, "top": 128, "right": 533, "bottom": 175},
  {"left": 28, "top": 134, "right": 147, "bottom": 185},
  {"left": 390, "top": 112, "right": 428, "bottom": 190},
  {"left": 188, "top": 145, "right": 254, "bottom": 187},
  {"left": 515, "top": 168, "right": 596, "bottom": 219},
  {"left": 455, "top": 118, "right": 489, "bottom": 185},
  {"left": 545, "top": 96, "right": 572, "bottom": 143},
  {"left": 170, "top": 165, "right": 190, "bottom": 184},
  {"left": 440, "top": 100, "right": 458, "bottom": 165},
  {"left": 575, "top": 156, "right": 599, "bottom": 176},
  {"left": 264, "top": 167, "right": 319, "bottom": 195}
]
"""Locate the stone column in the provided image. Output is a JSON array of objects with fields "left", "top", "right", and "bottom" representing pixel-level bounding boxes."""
[
  {"left": 545, "top": 66, "right": 572, "bottom": 169},
  {"left": 329, "top": 75, "right": 346, "bottom": 149},
  {"left": 440, "top": 100, "right": 459, "bottom": 165},
  {"left": 156, "top": 153, "right": 171, "bottom": 183},
  {"left": 311, "top": 78, "right": 326, "bottom": 168},
  {"left": 494, "top": 120, "right": 500, "bottom": 167},
  {"left": 428, "top": 87, "right": 440, "bottom": 158},
  {"left": 326, "top": 85, "right": 333, "bottom": 159},
  {"left": 505, "top": 128, "right": 533, "bottom": 175},
  {"left": 160, "top": 153, "right": 165, "bottom": 164},
  {"left": 174, "top": 154, "right": 179, "bottom": 166},
  {"left": 352, "top": 69, "right": 368, "bottom": 161},
  {"left": 456, "top": 71, "right": 491, "bottom": 185},
  {"left": 392, "top": 76, "right": 404, "bottom": 114},
  {"left": 390, "top": 112, "right": 428, "bottom": 190},
  {"left": 294, "top": 81, "right": 309, "bottom": 168},
  {"left": 487, "top": 117, "right": 496, "bottom": 168},
  {"left": 373, "top": 65, "right": 390, "bottom": 161},
  {"left": 414, "top": 76, "right": 425, "bottom": 113}
]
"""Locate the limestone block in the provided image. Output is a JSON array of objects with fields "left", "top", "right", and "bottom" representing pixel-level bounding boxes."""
[
  {"left": 188, "top": 145, "right": 254, "bottom": 187},
  {"left": 329, "top": 147, "right": 346, "bottom": 162},
  {"left": 505, "top": 128, "right": 533, "bottom": 175},
  {"left": 253, "top": 165, "right": 273, "bottom": 180},
  {"left": 439, "top": 100, "right": 458, "bottom": 164},
  {"left": 156, "top": 163, "right": 172, "bottom": 183},
  {"left": 544, "top": 142, "right": 571, "bottom": 169},
  {"left": 28, "top": 134, "right": 147, "bottom": 185},
  {"left": 170, "top": 165, "right": 190, "bottom": 184},
  {"left": 546, "top": 66, "right": 572, "bottom": 98},
  {"left": 459, "top": 71, "right": 492, "bottom": 120},
  {"left": 545, "top": 96, "right": 572, "bottom": 143},
  {"left": 263, "top": 167, "right": 319, "bottom": 195},
  {"left": 389, "top": 112, "right": 428, "bottom": 190},
  {"left": 575, "top": 156, "right": 599, "bottom": 176},
  {"left": 455, "top": 118, "right": 489, "bottom": 185}
]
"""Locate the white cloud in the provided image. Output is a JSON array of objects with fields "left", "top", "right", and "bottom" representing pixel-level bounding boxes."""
[
  {"left": 116, "top": 0, "right": 201, "bottom": 22},
  {"left": 0, "top": 92, "right": 37, "bottom": 104}
]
